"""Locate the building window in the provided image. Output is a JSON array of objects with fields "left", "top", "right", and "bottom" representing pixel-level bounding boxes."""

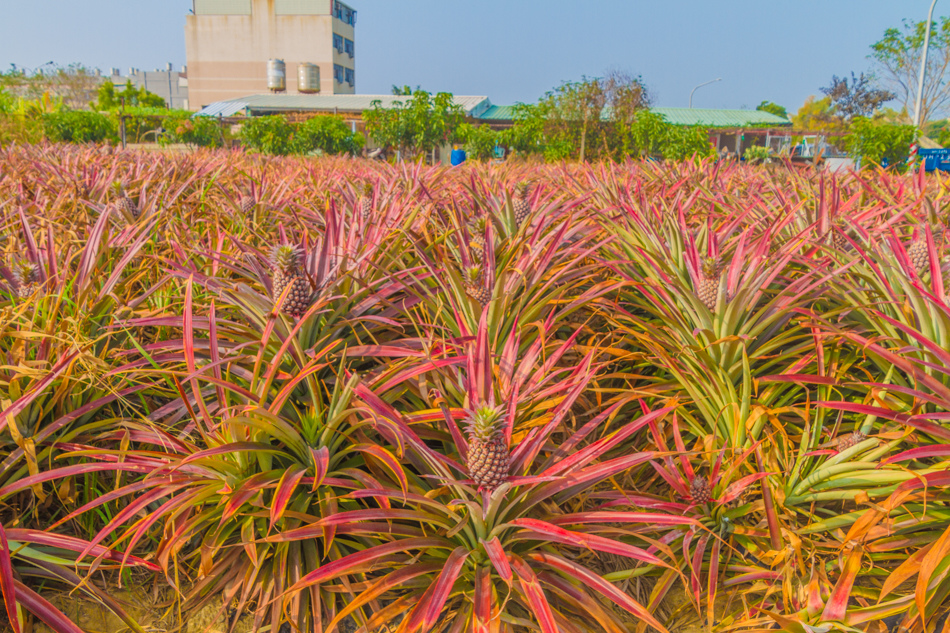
[
  {"left": 345, "top": 67, "right": 354, "bottom": 86},
  {"left": 344, "top": 38, "right": 354, "bottom": 58},
  {"left": 333, "top": 33, "right": 344, "bottom": 53},
  {"left": 334, "top": 64, "right": 345, "bottom": 83},
  {"left": 332, "top": 1, "right": 356, "bottom": 24}
]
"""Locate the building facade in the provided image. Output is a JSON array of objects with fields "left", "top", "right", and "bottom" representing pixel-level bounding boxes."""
[
  {"left": 184, "top": 0, "right": 356, "bottom": 111},
  {"left": 106, "top": 65, "right": 189, "bottom": 110}
]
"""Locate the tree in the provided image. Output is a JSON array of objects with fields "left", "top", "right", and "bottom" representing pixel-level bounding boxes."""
[
  {"left": 820, "top": 72, "right": 894, "bottom": 120},
  {"left": 363, "top": 90, "right": 465, "bottom": 160},
  {"left": 535, "top": 71, "right": 651, "bottom": 161},
  {"left": 791, "top": 96, "right": 846, "bottom": 132},
  {"left": 391, "top": 84, "right": 420, "bottom": 96},
  {"left": 93, "top": 80, "right": 166, "bottom": 110},
  {"left": 870, "top": 17, "right": 950, "bottom": 124},
  {"left": 756, "top": 101, "right": 788, "bottom": 118}
]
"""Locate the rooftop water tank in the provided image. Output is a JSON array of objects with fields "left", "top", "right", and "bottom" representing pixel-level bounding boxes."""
[
  {"left": 267, "top": 59, "right": 286, "bottom": 92},
  {"left": 297, "top": 63, "right": 320, "bottom": 93}
]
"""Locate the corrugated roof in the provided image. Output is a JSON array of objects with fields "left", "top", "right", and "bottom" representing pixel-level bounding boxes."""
[
  {"left": 196, "top": 100, "right": 250, "bottom": 118},
  {"left": 474, "top": 105, "right": 791, "bottom": 127},
  {"left": 652, "top": 107, "right": 790, "bottom": 127},
  {"left": 196, "top": 94, "right": 492, "bottom": 117},
  {"left": 479, "top": 105, "right": 518, "bottom": 121}
]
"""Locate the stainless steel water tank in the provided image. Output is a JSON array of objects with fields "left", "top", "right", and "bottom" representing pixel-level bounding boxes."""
[
  {"left": 267, "top": 59, "right": 286, "bottom": 92},
  {"left": 297, "top": 63, "right": 320, "bottom": 93}
]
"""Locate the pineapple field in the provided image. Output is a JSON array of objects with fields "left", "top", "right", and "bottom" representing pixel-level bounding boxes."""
[{"left": 3, "top": 143, "right": 950, "bottom": 633}]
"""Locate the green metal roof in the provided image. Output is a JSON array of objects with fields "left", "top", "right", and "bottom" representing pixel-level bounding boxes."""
[
  {"left": 648, "top": 108, "right": 789, "bottom": 127},
  {"left": 479, "top": 105, "right": 519, "bottom": 121},
  {"left": 475, "top": 105, "right": 790, "bottom": 127}
]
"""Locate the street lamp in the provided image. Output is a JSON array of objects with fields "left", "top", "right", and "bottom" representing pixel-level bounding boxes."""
[
  {"left": 914, "top": 0, "right": 939, "bottom": 127},
  {"left": 689, "top": 78, "right": 722, "bottom": 108}
]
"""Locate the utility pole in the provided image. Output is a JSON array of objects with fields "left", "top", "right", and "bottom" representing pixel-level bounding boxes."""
[{"left": 914, "top": 0, "right": 939, "bottom": 127}]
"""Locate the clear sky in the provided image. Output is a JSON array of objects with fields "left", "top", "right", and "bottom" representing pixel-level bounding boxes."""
[{"left": 0, "top": 1, "right": 925, "bottom": 113}]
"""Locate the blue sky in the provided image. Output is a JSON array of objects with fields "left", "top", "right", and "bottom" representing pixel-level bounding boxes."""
[{"left": 0, "top": 1, "right": 923, "bottom": 113}]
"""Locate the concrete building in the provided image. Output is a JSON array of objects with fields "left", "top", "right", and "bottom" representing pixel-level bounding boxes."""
[
  {"left": 105, "top": 65, "right": 189, "bottom": 110},
  {"left": 185, "top": 0, "right": 357, "bottom": 111}
]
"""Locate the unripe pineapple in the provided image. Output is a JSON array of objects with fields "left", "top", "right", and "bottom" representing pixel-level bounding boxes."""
[
  {"left": 697, "top": 257, "right": 721, "bottom": 311},
  {"left": 11, "top": 259, "right": 40, "bottom": 298},
  {"left": 906, "top": 234, "right": 929, "bottom": 273},
  {"left": 465, "top": 404, "right": 510, "bottom": 491},
  {"left": 689, "top": 475, "right": 712, "bottom": 505},
  {"left": 112, "top": 182, "right": 139, "bottom": 220},
  {"left": 468, "top": 216, "right": 488, "bottom": 263},
  {"left": 830, "top": 220, "right": 850, "bottom": 251},
  {"left": 835, "top": 430, "right": 867, "bottom": 452},
  {"left": 359, "top": 183, "right": 373, "bottom": 220},
  {"left": 270, "top": 245, "right": 312, "bottom": 317},
  {"left": 513, "top": 182, "right": 531, "bottom": 225},
  {"left": 239, "top": 193, "right": 256, "bottom": 217},
  {"left": 463, "top": 265, "right": 491, "bottom": 307}
]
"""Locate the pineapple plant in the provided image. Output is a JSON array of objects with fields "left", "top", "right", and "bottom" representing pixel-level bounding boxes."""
[
  {"left": 689, "top": 475, "right": 712, "bottom": 505},
  {"left": 112, "top": 182, "right": 140, "bottom": 220},
  {"left": 835, "top": 430, "right": 867, "bottom": 452},
  {"left": 465, "top": 404, "right": 510, "bottom": 490},
  {"left": 696, "top": 257, "right": 721, "bottom": 311},
  {"left": 513, "top": 181, "right": 532, "bottom": 225},
  {"left": 270, "top": 244, "right": 313, "bottom": 317},
  {"left": 463, "top": 265, "right": 491, "bottom": 307},
  {"left": 10, "top": 258, "right": 40, "bottom": 298},
  {"left": 359, "top": 182, "right": 373, "bottom": 220}
]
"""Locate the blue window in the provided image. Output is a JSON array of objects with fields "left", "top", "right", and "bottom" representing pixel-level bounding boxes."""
[
  {"left": 333, "top": 33, "right": 344, "bottom": 53},
  {"left": 333, "top": 64, "right": 345, "bottom": 83},
  {"left": 344, "top": 38, "right": 354, "bottom": 58},
  {"left": 344, "top": 67, "right": 354, "bottom": 86}
]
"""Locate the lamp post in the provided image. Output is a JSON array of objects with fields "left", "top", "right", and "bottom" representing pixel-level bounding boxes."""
[
  {"left": 914, "top": 0, "right": 939, "bottom": 127},
  {"left": 689, "top": 77, "right": 722, "bottom": 108}
]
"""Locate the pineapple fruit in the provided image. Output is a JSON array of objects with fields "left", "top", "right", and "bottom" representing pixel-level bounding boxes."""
[
  {"left": 113, "top": 182, "right": 140, "bottom": 219},
  {"left": 11, "top": 259, "right": 40, "bottom": 298},
  {"left": 835, "top": 430, "right": 867, "bottom": 452},
  {"left": 513, "top": 182, "right": 531, "bottom": 225},
  {"left": 239, "top": 192, "right": 256, "bottom": 217},
  {"left": 270, "top": 245, "right": 312, "bottom": 317},
  {"left": 468, "top": 216, "right": 488, "bottom": 263},
  {"left": 466, "top": 404, "right": 510, "bottom": 490},
  {"left": 689, "top": 475, "right": 712, "bottom": 504},
  {"left": 906, "top": 234, "right": 929, "bottom": 273},
  {"left": 463, "top": 265, "right": 491, "bottom": 307},
  {"left": 697, "top": 257, "right": 721, "bottom": 311},
  {"left": 359, "top": 182, "right": 373, "bottom": 220}
]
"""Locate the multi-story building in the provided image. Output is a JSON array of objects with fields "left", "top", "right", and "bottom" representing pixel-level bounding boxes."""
[{"left": 184, "top": 0, "right": 356, "bottom": 111}]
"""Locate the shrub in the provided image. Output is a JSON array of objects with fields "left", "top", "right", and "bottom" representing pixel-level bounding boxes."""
[
  {"left": 238, "top": 115, "right": 297, "bottom": 155},
  {"left": 458, "top": 122, "right": 499, "bottom": 161},
  {"left": 845, "top": 116, "right": 915, "bottom": 167},
  {"left": 41, "top": 110, "right": 117, "bottom": 143},
  {"left": 294, "top": 115, "right": 363, "bottom": 155},
  {"left": 160, "top": 113, "right": 225, "bottom": 148}
]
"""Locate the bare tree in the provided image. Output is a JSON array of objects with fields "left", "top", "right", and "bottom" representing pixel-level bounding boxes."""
[
  {"left": 870, "top": 17, "right": 950, "bottom": 123},
  {"left": 820, "top": 72, "right": 895, "bottom": 120}
]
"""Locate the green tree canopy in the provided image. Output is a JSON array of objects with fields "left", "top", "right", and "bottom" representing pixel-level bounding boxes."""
[
  {"left": 93, "top": 80, "right": 166, "bottom": 110},
  {"left": 363, "top": 90, "right": 465, "bottom": 160},
  {"left": 871, "top": 17, "right": 950, "bottom": 124},
  {"left": 756, "top": 101, "right": 788, "bottom": 118},
  {"left": 792, "top": 96, "right": 846, "bottom": 132}
]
